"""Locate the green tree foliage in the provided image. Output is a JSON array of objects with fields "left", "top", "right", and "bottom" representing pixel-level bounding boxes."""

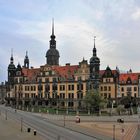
[
  {"left": 84, "top": 89, "right": 106, "bottom": 112},
  {"left": 116, "top": 105, "right": 126, "bottom": 115}
]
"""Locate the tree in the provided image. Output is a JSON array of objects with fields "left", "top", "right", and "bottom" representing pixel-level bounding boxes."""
[
  {"left": 119, "top": 96, "right": 134, "bottom": 115},
  {"left": 84, "top": 89, "right": 106, "bottom": 115},
  {"left": 116, "top": 105, "right": 126, "bottom": 115}
]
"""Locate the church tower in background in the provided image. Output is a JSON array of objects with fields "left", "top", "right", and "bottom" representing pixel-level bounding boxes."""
[
  {"left": 89, "top": 36, "right": 100, "bottom": 90},
  {"left": 24, "top": 51, "right": 29, "bottom": 68},
  {"left": 46, "top": 19, "right": 60, "bottom": 65},
  {"left": 8, "top": 49, "right": 16, "bottom": 86}
]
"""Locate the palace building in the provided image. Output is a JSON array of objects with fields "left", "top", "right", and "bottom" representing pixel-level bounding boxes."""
[{"left": 6, "top": 21, "right": 140, "bottom": 110}]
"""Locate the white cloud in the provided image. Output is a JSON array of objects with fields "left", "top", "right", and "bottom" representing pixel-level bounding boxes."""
[
  {"left": 15, "top": 18, "right": 117, "bottom": 68},
  {"left": 132, "top": 7, "right": 140, "bottom": 20}
]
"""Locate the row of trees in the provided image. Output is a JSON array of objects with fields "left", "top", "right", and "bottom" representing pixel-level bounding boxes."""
[{"left": 84, "top": 90, "right": 138, "bottom": 115}]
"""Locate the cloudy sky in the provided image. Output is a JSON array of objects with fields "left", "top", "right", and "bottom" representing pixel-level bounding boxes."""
[{"left": 0, "top": 0, "right": 140, "bottom": 82}]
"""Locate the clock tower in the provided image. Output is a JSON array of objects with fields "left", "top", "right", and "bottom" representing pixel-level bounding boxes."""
[{"left": 89, "top": 36, "right": 100, "bottom": 90}]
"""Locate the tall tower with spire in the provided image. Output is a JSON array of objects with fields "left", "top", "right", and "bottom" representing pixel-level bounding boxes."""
[
  {"left": 46, "top": 19, "right": 60, "bottom": 65},
  {"left": 24, "top": 51, "right": 29, "bottom": 68},
  {"left": 89, "top": 36, "right": 100, "bottom": 90},
  {"left": 8, "top": 49, "right": 16, "bottom": 85}
]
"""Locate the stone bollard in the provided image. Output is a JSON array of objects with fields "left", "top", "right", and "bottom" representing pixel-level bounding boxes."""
[
  {"left": 27, "top": 128, "right": 31, "bottom": 132},
  {"left": 34, "top": 130, "right": 37, "bottom": 136}
]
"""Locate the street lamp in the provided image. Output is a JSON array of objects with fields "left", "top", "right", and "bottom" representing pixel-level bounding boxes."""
[
  {"left": 86, "top": 79, "right": 91, "bottom": 115},
  {"left": 111, "top": 100, "right": 115, "bottom": 116},
  {"left": 137, "top": 105, "right": 140, "bottom": 129},
  {"left": 21, "top": 117, "right": 23, "bottom": 132},
  {"left": 63, "top": 114, "right": 65, "bottom": 127},
  {"left": 113, "top": 124, "right": 115, "bottom": 140},
  {"left": 5, "top": 110, "right": 7, "bottom": 120}
]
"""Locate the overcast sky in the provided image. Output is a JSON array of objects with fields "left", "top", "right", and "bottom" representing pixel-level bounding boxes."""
[{"left": 0, "top": 0, "right": 140, "bottom": 82}]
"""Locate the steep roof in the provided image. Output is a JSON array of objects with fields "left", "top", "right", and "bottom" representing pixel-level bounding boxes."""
[
  {"left": 22, "top": 68, "right": 40, "bottom": 82},
  {"left": 52, "top": 65, "right": 79, "bottom": 79},
  {"left": 119, "top": 73, "right": 140, "bottom": 84},
  {"left": 99, "top": 70, "right": 118, "bottom": 76}
]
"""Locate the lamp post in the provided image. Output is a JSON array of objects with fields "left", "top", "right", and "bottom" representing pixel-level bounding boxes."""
[
  {"left": 86, "top": 79, "right": 91, "bottom": 115},
  {"left": 63, "top": 114, "right": 65, "bottom": 127},
  {"left": 21, "top": 117, "right": 23, "bottom": 132},
  {"left": 111, "top": 100, "right": 115, "bottom": 116},
  {"left": 65, "top": 80, "right": 68, "bottom": 115},
  {"left": 113, "top": 124, "right": 115, "bottom": 140},
  {"left": 137, "top": 105, "right": 140, "bottom": 129},
  {"left": 5, "top": 110, "right": 7, "bottom": 120}
]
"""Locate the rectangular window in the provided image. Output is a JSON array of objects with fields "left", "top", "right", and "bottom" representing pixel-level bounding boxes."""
[
  {"left": 45, "top": 93, "right": 50, "bottom": 98},
  {"left": 68, "top": 93, "right": 71, "bottom": 99},
  {"left": 81, "top": 84, "right": 83, "bottom": 90},
  {"left": 39, "top": 78, "right": 42, "bottom": 83},
  {"left": 31, "top": 86, "right": 33, "bottom": 91},
  {"left": 68, "top": 93, "right": 74, "bottom": 99},
  {"left": 60, "top": 85, "right": 65, "bottom": 91},
  {"left": 100, "top": 86, "right": 103, "bottom": 91},
  {"left": 77, "top": 85, "right": 79, "bottom": 90},
  {"left": 68, "top": 85, "right": 71, "bottom": 90},
  {"left": 77, "top": 84, "right": 83, "bottom": 91},
  {"left": 38, "top": 85, "right": 43, "bottom": 91},
  {"left": 45, "top": 78, "right": 49, "bottom": 83},
  {"left": 25, "top": 93, "right": 29, "bottom": 98},
  {"left": 108, "top": 93, "right": 111, "bottom": 98},
  {"left": 19, "top": 78, "right": 23, "bottom": 83},
  {"left": 52, "top": 93, "right": 57, "bottom": 98},
  {"left": 134, "top": 87, "right": 137, "bottom": 91},
  {"left": 72, "top": 85, "right": 74, "bottom": 90},
  {"left": 31, "top": 93, "right": 35, "bottom": 98},
  {"left": 68, "top": 85, "right": 74, "bottom": 90},
  {"left": 60, "top": 85, "right": 62, "bottom": 91},
  {"left": 77, "top": 92, "right": 83, "bottom": 99},
  {"left": 108, "top": 86, "right": 111, "bottom": 91},
  {"left": 104, "top": 93, "right": 107, "bottom": 98},
  {"left": 25, "top": 86, "right": 26, "bottom": 91},
  {"left": 68, "top": 102, "right": 74, "bottom": 107},
  {"left": 104, "top": 86, "right": 107, "bottom": 91},
  {"left": 53, "top": 84, "right": 57, "bottom": 91},
  {"left": 127, "top": 87, "right": 131, "bottom": 91},
  {"left": 72, "top": 93, "right": 74, "bottom": 98},
  {"left": 60, "top": 93, "right": 65, "bottom": 99},
  {"left": 53, "top": 77, "right": 57, "bottom": 82},
  {"left": 45, "top": 85, "right": 50, "bottom": 91}
]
